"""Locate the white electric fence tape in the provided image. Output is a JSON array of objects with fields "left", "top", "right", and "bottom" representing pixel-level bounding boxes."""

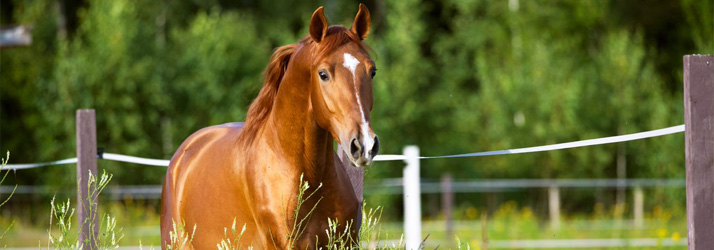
[
  {"left": 3, "top": 124, "right": 685, "bottom": 169},
  {"left": 417, "top": 124, "right": 685, "bottom": 160},
  {"left": 3, "top": 157, "right": 78, "bottom": 170},
  {"left": 102, "top": 153, "right": 171, "bottom": 167}
]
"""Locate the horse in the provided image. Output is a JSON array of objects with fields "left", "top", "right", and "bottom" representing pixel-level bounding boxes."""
[{"left": 160, "top": 4, "right": 379, "bottom": 249}]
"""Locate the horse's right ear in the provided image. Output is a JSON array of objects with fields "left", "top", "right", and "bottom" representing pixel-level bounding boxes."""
[
  {"left": 309, "top": 7, "right": 328, "bottom": 43},
  {"left": 351, "top": 3, "right": 371, "bottom": 40}
]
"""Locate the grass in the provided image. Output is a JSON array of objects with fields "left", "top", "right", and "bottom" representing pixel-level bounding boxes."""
[
  {"left": 1, "top": 151, "right": 16, "bottom": 243},
  {"left": 45, "top": 170, "right": 122, "bottom": 249},
  {"left": 286, "top": 174, "right": 325, "bottom": 248},
  {"left": 0, "top": 169, "right": 687, "bottom": 249},
  {"left": 2, "top": 201, "right": 687, "bottom": 249},
  {"left": 166, "top": 174, "right": 400, "bottom": 249},
  {"left": 216, "top": 219, "right": 247, "bottom": 250},
  {"left": 374, "top": 201, "right": 687, "bottom": 249}
]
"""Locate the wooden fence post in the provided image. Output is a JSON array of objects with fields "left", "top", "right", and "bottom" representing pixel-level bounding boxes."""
[
  {"left": 548, "top": 185, "right": 561, "bottom": 230},
  {"left": 403, "top": 146, "right": 421, "bottom": 250},
  {"left": 441, "top": 173, "right": 454, "bottom": 241},
  {"left": 683, "top": 55, "right": 714, "bottom": 250},
  {"left": 76, "top": 109, "right": 98, "bottom": 249},
  {"left": 633, "top": 186, "right": 643, "bottom": 229}
]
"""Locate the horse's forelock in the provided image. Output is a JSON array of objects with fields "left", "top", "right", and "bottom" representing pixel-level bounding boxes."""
[{"left": 302, "top": 25, "right": 371, "bottom": 65}]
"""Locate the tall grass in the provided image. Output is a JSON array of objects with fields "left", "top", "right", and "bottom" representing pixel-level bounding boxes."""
[
  {"left": 0, "top": 152, "right": 682, "bottom": 249},
  {"left": 7, "top": 169, "right": 459, "bottom": 249},
  {"left": 286, "top": 174, "right": 324, "bottom": 249},
  {"left": 46, "top": 170, "right": 123, "bottom": 249},
  {"left": 1, "top": 151, "right": 16, "bottom": 243},
  {"left": 165, "top": 173, "right": 417, "bottom": 250},
  {"left": 166, "top": 219, "right": 196, "bottom": 250},
  {"left": 216, "top": 219, "right": 248, "bottom": 250}
]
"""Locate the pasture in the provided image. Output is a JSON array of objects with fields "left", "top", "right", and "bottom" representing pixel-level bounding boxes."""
[
  {"left": 0, "top": 189, "right": 690, "bottom": 250},
  {"left": 2, "top": 0, "right": 713, "bottom": 249}
]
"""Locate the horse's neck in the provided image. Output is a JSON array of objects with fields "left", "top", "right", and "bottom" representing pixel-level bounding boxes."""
[{"left": 265, "top": 54, "right": 333, "bottom": 183}]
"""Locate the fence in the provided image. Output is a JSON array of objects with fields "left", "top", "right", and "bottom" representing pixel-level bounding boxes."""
[
  {"left": 2, "top": 55, "right": 712, "bottom": 249},
  {"left": 0, "top": 177, "right": 686, "bottom": 249}
]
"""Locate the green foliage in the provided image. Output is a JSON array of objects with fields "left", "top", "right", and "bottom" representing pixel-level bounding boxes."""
[
  {"left": 2, "top": 0, "right": 709, "bottom": 223},
  {"left": 682, "top": 0, "right": 714, "bottom": 53}
]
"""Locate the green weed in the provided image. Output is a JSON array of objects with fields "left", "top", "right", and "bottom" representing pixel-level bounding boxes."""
[
  {"left": 166, "top": 219, "right": 196, "bottom": 250},
  {"left": 0, "top": 151, "right": 16, "bottom": 244},
  {"left": 45, "top": 170, "right": 123, "bottom": 250},
  {"left": 285, "top": 174, "right": 324, "bottom": 248},
  {"left": 216, "top": 219, "right": 250, "bottom": 250}
]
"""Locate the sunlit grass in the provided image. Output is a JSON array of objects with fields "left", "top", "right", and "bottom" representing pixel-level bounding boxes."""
[
  {"left": 1, "top": 151, "right": 16, "bottom": 244},
  {"left": 2, "top": 202, "right": 687, "bottom": 249},
  {"left": 376, "top": 201, "right": 687, "bottom": 249},
  {"left": 216, "top": 219, "right": 248, "bottom": 250},
  {"left": 0, "top": 171, "right": 686, "bottom": 249},
  {"left": 3, "top": 200, "right": 687, "bottom": 249},
  {"left": 44, "top": 170, "right": 123, "bottom": 250}
]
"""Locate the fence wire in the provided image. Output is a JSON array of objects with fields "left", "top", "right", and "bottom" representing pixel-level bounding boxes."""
[{"left": 3, "top": 124, "right": 685, "bottom": 170}]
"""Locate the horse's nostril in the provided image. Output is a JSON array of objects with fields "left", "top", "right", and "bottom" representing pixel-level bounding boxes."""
[
  {"left": 350, "top": 138, "right": 361, "bottom": 158},
  {"left": 370, "top": 136, "right": 380, "bottom": 157}
]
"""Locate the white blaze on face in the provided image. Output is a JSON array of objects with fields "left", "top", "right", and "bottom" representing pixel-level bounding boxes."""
[
  {"left": 343, "top": 53, "right": 374, "bottom": 158},
  {"left": 343, "top": 53, "right": 360, "bottom": 75}
]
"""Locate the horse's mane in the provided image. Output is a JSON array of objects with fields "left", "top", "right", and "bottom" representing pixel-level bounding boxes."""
[
  {"left": 239, "top": 26, "right": 367, "bottom": 144},
  {"left": 239, "top": 44, "right": 296, "bottom": 144}
]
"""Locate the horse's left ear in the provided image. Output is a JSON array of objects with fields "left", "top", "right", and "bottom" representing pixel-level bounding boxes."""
[
  {"left": 310, "top": 7, "right": 328, "bottom": 43},
  {"left": 351, "top": 3, "right": 371, "bottom": 40}
]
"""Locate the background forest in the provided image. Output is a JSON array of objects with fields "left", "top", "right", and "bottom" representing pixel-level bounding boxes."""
[{"left": 1, "top": 0, "right": 713, "bottom": 245}]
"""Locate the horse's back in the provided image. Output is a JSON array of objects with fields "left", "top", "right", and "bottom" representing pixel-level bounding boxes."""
[
  {"left": 163, "top": 122, "right": 244, "bottom": 197},
  {"left": 160, "top": 122, "right": 246, "bottom": 248}
]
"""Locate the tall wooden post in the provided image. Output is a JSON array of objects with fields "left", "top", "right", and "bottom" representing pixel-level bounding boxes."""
[
  {"left": 548, "top": 185, "right": 561, "bottom": 230},
  {"left": 683, "top": 55, "right": 714, "bottom": 250},
  {"left": 441, "top": 174, "right": 454, "bottom": 242},
  {"left": 76, "top": 109, "right": 98, "bottom": 249},
  {"left": 633, "top": 186, "right": 644, "bottom": 229}
]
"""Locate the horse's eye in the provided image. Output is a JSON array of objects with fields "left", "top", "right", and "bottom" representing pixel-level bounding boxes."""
[
  {"left": 370, "top": 68, "right": 377, "bottom": 79},
  {"left": 318, "top": 70, "right": 330, "bottom": 81}
]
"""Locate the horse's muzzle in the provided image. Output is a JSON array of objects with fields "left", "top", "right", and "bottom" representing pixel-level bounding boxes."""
[{"left": 348, "top": 134, "right": 379, "bottom": 168}]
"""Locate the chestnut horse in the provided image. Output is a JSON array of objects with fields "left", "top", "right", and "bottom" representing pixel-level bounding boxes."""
[{"left": 160, "top": 4, "right": 379, "bottom": 249}]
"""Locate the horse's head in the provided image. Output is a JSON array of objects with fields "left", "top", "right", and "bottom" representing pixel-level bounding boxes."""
[{"left": 307, "top": 4, "right": 379, "bottom": 168}]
